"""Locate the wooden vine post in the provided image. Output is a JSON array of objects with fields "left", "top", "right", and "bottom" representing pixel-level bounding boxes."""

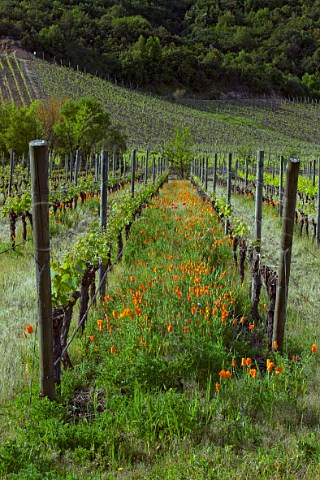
[
  {"left": 317, "top": 158, "right": 320, "bottom": 246},
  {"left": 131, "top": 149, "right": 136, "bottom": 198},
  {"left": 205, "top": 156, "right": 208, "bottom": 191},
  {"left": 225, "top": 153, "right": 232, "bottom": 234},
  {"left": 99, "top": 150, "right": 109, "bottom": 299},
  {"left": 212, "top": 153, "right": 217, "bottom": 194},
  {"left": 273, "top": 158, "right": 300, "bottom": 352},
  {"left": 144, "top": 149, "right": 149, "bottom": 185},
  {"left": 254, "top": 151, "right": 264, "bottom": 248},
  {"left": 95, "top": 153, "right": 99, "bottom": 182},
  {"left": 245, "top": 158, "right": 249, "bottom": 188},
  {"left": 226, "top": 153, "right": 232, "bottom": 205},
  {"left": 29, "top": 140, "right": 55, "bottom": 400},
  {"left": 312, "top": 158, "right": 316, "bottom": 188},
  {"left": 250, "top": 151, "right": 264, "bottom": 316},
  {"left": 278, "top": 155, "right": 284, "bottom": 217},
  {"left": 152, "top": 155, "right": 156, "bottom": 184},
  {"left": 201, "top": 157, "right": 205, "bottom": 184}
]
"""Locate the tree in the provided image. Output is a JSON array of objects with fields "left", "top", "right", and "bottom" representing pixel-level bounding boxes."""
[
  {"left": 36, "top": 97, "right": 65, "bottom": 151},
  {"left": 163, "top": 127, "right": 193, "bottom": 179},
  {"left": 103, "top": 124, "right": 127, "bottom": 158},
  {"left": 0, "top": 102, "right": 41, "bottom": 158},
  {"left": 53, "top": 97, "right": 111, "bottom": 156}
]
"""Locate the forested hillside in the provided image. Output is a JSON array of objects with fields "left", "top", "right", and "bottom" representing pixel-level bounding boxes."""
[{"left": 1, "top": 0, "right": 320, "bottom": 97}]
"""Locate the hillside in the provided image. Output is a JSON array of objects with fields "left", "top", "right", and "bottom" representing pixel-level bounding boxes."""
[
  {"left": 0, "top": 41, "right": 43, "bottom": 105},
  {"left": 1, "top": 46, "right": 320, "bottom": 157},
  {"left": 33, "top": 58, "right": 320, "bottom": 156},
  {"left": 1, "top": 1, "right": 320, "bottom": 97}
]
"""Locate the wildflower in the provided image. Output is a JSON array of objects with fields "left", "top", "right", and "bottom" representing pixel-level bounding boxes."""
[
  {"left": 311, "top": 344, "right": 317, "bottom": 353},
  {"left": 26, "top": 325, "right": 33, "bottom": 335},
  {"left": 130, "top": 275, "right": 134, "bottom": 282},
  {"left": 263, "top": 303, "right": 267, "bottom": 309},
  {"left": 266, "top": 359, "right": 275, "bottom": 372},
  {"left": 110, "top": 346, "right": 116, "bottom": 354},
  {"left": 292, "top": 355, "right": 296, "bottom": 361},
  {"left": 231, "top": 359, "right": 236, "bottom": 367},
  {"left": 167, "top": 325, "right": 173, "bottom": 333},
  {"left": 241, "top": 357, "right": 246, "bottom": 367},
  {"left": 245, "top": 357, "right": 251, "bottom": 366},
  {"left": 89, "top": 335, "right": 94, "bottom": 342},
  {"left": 249, "top": 324, "right": 255, "bottom": 330},
  {"left": 183, "top": 326, "right": 189, "bottom": 334},
  {"left": 219, "top": 369, "right": 232, "bottom": 379},
  {"left": 275, "top": 366, "right": 282, "bottom": 375},
  {"left": 249, "top": 368, "right": 257, "bottom": 379},
  {"left": 112, "top": 310, "right": 118, "bottom": 318},
  {"left": 215, "top": 382, "right": 221, "bottom": 391},
  {"left": 240, "top": 316, "right": 245, "bottom": 324},
  {"left": 97, "top": 319, "right": 103, "bottom": 331},
  {"left": 273, "top": 340, "right": 278, "bottom": 350}
]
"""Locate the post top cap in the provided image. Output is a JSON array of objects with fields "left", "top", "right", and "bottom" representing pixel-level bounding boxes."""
[{"left": 29, "top": 140, "right": 47, "bottom": 147}]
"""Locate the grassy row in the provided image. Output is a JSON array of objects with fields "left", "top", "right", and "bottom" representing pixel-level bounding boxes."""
[{"left": 0, "top": 180, "right": 318, "bottom": 479}]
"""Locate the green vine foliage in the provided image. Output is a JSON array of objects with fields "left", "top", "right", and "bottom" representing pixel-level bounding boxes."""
[{"left": 51, "top": 173, "right": 168, "bottom": 308}]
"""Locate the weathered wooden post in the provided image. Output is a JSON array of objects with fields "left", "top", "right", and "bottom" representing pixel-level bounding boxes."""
[
  {"left": 273, "top": 158, "right": 300, "bottom": 352},
  {"left": 317, "top": 158, "right": 320, "bottom": 246},
  {"left": 152, "top": 155, "right": 156, "bottom": 184},
  {"left": 201, "top": 157, "right": 205, "bottom": 184},
  {"left": 225, "top": 153, "right": 232, "bottom": 235},
  {"left": 144, "top": 149, "right": 149, "bottom": 185},
  {"left": 254, "top": 151, "right": 264, "bottom": 248},
  {"left": 131, "top": 149, "right": 136, "bottom": 198},
  {"left": 226, "top": 153, "right": 232, "bottom": 205},
  {"left": 99, "top": 151, "right": 109, "bottom": 299},
  {"left": 212, "top": 153, "right": 217, "bottom": 194},
  {"left": 112, "top": 154, "right": 116, "bottom": 175},
  {"left": 94, "top": 153, "right": 99, "bottom": 182},
  {"left": 205, "top": 157, "right": 208, "bottom": 191},
  {"left": 278, "top": 155, "right": 284, "bottom": 217},
  {"left": 29, "top": 140, "right": 55, "bottom": 400},
  {"left": 250, "top": 151, "right": 264, "bottom": 316}
]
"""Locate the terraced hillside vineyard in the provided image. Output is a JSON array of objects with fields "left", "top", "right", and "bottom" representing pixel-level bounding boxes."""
[{"left": 32, "top": 58, "right": 320, "bottom": 155}]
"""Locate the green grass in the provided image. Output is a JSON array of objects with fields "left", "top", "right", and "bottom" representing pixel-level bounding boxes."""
[{"left": 0, "top": 180, "right": 319, "bottom": 479}]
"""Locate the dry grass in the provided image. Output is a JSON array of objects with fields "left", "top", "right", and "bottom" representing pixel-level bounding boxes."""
[{"left": 0, "top": 205, "right": 97, "bottom": 404}]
